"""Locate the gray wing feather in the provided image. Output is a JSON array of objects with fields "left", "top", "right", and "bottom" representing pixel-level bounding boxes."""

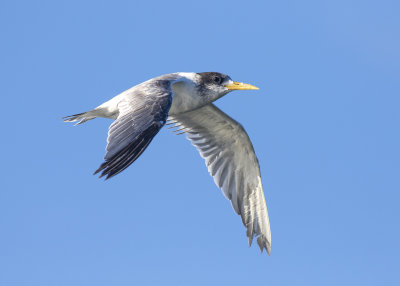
[
  {"left": 170, "top": 104, "right": 271, "bottom": 254},
  {"left": 94, "top": 79, "right": 174, "bottom": 179}
]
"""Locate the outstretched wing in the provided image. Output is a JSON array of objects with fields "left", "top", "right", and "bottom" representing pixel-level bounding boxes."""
[
  {"left": 94, "top": 79, "right": 175, "bottom": 179},
  {"left": 170, "top": 104, "right": 271, "bottom": 254}
]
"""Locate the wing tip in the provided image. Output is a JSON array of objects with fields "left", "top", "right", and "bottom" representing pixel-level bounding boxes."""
[
  {"left": 93, "top": 166, "right": 111, "bottom": 180},
  {"left": 246, "top": 224, "right": 271, "bottom": 255},
  {"left": 93, "top": 123, "right": 162, "bottom": 180},
  {"left": 92, "top": 163, "right": 125, "bottom": 181},
  {"left": 257, "top": 235, "right": 271, "bottom": 255}
]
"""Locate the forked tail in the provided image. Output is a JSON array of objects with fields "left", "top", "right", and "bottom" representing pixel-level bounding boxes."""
[{"left": 62, "top": 111, "right": 96, "bottom": 125}]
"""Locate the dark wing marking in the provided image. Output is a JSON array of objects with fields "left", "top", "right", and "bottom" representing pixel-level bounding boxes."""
[
  {"left": 94, "top": 80, "right": 173, "bottom": 179},
  {"left": 170, "top": 104, "right": 271, "bottom": 254}
]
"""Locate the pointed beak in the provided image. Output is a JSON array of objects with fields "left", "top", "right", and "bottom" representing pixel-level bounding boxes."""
[{"left": 224, "top": 81, "right": 259, "bottom": 91}]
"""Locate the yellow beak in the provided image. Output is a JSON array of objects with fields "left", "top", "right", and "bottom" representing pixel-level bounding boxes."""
[{"left": 224, "top": 81, "right": 259, "bottom": 91}]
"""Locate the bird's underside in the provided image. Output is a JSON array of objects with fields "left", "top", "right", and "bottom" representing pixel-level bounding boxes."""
[{"left": 63, "top": 72, "right": 271, "bottom": 254}]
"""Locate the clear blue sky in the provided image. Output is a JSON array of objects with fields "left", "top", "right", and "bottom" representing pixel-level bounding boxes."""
[{"left": 1, "top": 0, "right": 399, "bottom": 285}]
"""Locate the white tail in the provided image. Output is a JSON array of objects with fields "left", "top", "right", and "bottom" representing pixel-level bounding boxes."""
[{"left": 62, "top": 111, "right": 96, "bottom": 125}]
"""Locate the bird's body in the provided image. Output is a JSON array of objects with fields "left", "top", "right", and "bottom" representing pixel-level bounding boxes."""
[{"left": 64, "top": 72, "right": 271, "bottom": 254}]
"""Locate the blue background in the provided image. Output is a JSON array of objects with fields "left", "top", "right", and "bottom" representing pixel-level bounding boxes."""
[{"left": 1, "top": 0, "right": 399, "bottom": 285}]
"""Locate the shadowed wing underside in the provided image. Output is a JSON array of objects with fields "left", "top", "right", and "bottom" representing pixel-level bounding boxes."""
[
  {"left": 94, "top": 80, "right": 174, "bottom": 179},
  {"left": 170, "top": 104, "right": 271, "bottom": 254}
]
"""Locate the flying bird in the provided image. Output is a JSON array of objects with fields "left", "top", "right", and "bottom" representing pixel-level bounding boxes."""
[{"left": 63, "top": 72, "right": 271, "bottom": 254}]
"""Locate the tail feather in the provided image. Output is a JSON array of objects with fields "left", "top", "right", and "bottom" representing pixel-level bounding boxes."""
[{"left": 63, "top": 111, "right": 95, "bottom": 125}]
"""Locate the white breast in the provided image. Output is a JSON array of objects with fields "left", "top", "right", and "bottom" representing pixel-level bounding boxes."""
[{"left": 169, "top": 73, "right": 206, "bottom": 115}]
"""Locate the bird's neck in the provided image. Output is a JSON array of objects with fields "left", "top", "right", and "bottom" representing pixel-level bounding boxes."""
[{"left": 169, "top": 79, "right": 204, "bottom": 115}]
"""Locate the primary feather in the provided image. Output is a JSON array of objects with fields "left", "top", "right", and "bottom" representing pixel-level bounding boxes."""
[{"left": 170, "top": 104, "right": 271, "bottom": 254}]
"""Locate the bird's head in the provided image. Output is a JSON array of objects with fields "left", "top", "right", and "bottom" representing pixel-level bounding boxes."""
[{"left": 197, "top": 72, "right": 259, "bottom": 101}]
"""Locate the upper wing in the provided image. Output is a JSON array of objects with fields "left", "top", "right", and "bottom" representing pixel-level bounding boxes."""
[
  {"left": 170, "top": 104, "right": 271, "bottom": 254},
  {"left": 94, "top": 79, "right": 175, "bottom": 179}
]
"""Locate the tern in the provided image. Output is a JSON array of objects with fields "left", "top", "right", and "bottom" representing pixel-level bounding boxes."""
[{"left": 63, "top": 72, "right": 271, "bottom": 254}]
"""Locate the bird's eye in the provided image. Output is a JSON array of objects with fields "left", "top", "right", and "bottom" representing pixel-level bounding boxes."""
[{"left": 213, "top": 76, "right": 222, "bottom": 84}]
